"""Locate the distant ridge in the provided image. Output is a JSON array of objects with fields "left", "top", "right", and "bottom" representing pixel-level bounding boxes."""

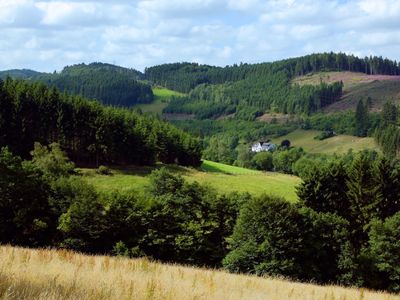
[
  {"left": 2, "top": 52, "right": 399, "bottom": 114},
  {"left": 1, "top": 63, "right": 153, "bottom": 107}
]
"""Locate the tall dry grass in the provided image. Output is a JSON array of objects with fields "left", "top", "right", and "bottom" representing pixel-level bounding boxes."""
[{"left": 0, "top": 245, "right": 398, "bottom": 300}]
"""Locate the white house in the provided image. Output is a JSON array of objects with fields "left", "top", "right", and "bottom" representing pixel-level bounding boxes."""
[{"left": 251, "top": 141, "right": 277, "bottom": 153}]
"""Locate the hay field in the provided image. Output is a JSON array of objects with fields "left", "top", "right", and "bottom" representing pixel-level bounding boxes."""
[{"left": 1, "top": 246, "right": 398, "bottom": 300}]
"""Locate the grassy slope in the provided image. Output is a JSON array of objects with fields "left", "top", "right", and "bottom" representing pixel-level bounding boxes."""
[
  {"left": 269, "top": 129, "right": 378, "bottom": 154},
  {"left": 1, "top": 246, "right": 398, "bottom": 300},
  {"left": 82, "top": 160, "right": 301, "bottom": 202},
  {"left": 326, "top": 80, "right": 400, "bottom": 112},
  {"left": 134, "top": 87, "right": 185, "bottom": 115},
  {"left": 292, "top": 71, "right": 400, "bottom": 112}
]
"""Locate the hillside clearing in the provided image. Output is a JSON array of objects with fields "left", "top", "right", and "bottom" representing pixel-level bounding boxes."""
[
  {"left": 82, "top": 160, "right": 300, "bottom": 202},
  {"left": 269, "top": 129, "right": 378, "bottom": 154},
  {"left": 256, "top": 112, "right": 292, "bottom": 123},
  {"left": 134, "top": 87, "right": 185, "bottom": 115},
  {"left": 1, "top": 246, "right": 398, "bottom": 300},
  {"left": 325, "top": 80, "right": 400, "bottom": 112},
  {"left": 292, "top": 71, "right": 400, "bottom": 112},
  {"left": 292, "top": 71, "right": 400, "bottom": 90}
]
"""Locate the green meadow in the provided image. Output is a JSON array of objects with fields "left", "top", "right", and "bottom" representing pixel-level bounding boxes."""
[
  {"left": 134, "top": 87, "right": 185, "bottom": 115},
  {"left": 82, "top": 160, "right": 301, "bottom": 202},
  {"left": 270, "top": 129, "right": 378, "bottom": 154}
]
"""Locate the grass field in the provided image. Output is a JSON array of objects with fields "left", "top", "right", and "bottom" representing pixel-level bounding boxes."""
[
  {"left": 292, "top": 71, "right": 400, "bottom": 112},
  {"left": 82, "top": 160, "right": 301, "bottom": 202},
  {"left": 269, "top": 129, "right": 378, "bottom": 154},
  {"left": 1, "top": 246, "right": 398, "bottom": 300},
  {"left": 134, "top": 87, "right": 185, "bottom": 115}
]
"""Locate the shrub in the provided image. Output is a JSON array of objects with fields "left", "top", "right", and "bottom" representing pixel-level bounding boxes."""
[
  {"left": 292, "top": 156, "right": 319, "bottom": 178},
  {"left": 57, "top": 183, "right": 107, "bottom": 253},
  {"left": 272, "top": 147, "right": 304, "bottom": 174},
  {"left": 142, "top": 182, "right": 239, "bottom": 266},
  {"left": 0, "top": 147, "right": 53, "bottom": 246},
  {"left": 223, "top": 196, "right": 305, "bottom": 278},
  {"left": 112, "top": 241, "right": 145, "bottom": 258},
  {"left": 148, "top": 167, "right": 184, "bottom": 196},
  {"left": 314, "top": 130, "right": 336, "bottom": 140},
  {"left": 280, "top": 139, "right": 291, "bottom": 148},
  {"left": 368, "top": 212, "right": 400, "bottom": 292},
  {"left": 251, "top": 152, "right": 273, "bottom": 171},
  {"left": 97, "top": 165, "right": 112, "bottom": 175},
  {"left": 223, "top": 195, "right": 350, "bottom": 283},
  {"left": 30, "top": 142, "right": 75, "bottom": 178}
]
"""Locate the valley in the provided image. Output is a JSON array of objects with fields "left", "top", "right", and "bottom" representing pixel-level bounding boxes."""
[
  {"left": 1, "top": 52, "right": 400, "bottom": 297},
  {"left": 2, "top": 0, "right": 400, "bottom": 297}
]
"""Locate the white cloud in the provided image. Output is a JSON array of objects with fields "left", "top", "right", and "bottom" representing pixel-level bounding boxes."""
[
  {"left": 137, "top": 0, "right": 227, "bottom": 17},
  {"left": 36, "top": 2, "right": 116, "bottom": 27},
  {"left": 0, "top": 0, "right": 43, "bottom": 27},
  {"left": 0, "top": 0, "right": 400, "bottom": 72}
]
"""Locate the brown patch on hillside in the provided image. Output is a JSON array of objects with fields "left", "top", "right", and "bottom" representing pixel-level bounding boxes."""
[
  {"left": 257, "top": 113, "right": 293, "bottom": 123},
  {"left": 293, "top": 72, "right": 400, "bottom": 113},
  {"left": 324, "top": 80, "right": 400, "bottom": 113},
  {"left": 293, "top": 71, "right": 400, "bottom": 90}
]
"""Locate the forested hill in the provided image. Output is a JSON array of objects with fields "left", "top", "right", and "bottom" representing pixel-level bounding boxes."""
[
  {"left": 1, "top": 63, "right": 154, "bottom": 107},
  {"left": 2, "top": 53, "right": 399, "bottom": 117},
  {"left": 146, "top": 53, "right": 400, "bottom": 93},
  {"left": 0, "top": 78, "right": 202, "bottom": 167},
  {"left": 147, "top": 53, "right": 400, "bottom": 119},
  {"left": 0, "top": 69, "right": 44, "bottom": 80}
]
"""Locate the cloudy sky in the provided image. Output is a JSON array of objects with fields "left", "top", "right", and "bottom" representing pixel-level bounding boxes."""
[{"left": 1, "top": 0, "right": 400, "bottom": 72}]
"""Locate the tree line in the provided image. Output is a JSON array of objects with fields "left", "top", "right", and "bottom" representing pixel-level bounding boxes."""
[
  {"left": 1, "top": 145, "right": 399, "bottom": 292},
  {"left": 0, "top": 78, "right": 202, "bottom": 167}
]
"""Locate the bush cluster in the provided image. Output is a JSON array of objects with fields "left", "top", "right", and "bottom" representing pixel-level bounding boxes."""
[{"left": 0, "top": 145, "right": 244, "bottom": 267}]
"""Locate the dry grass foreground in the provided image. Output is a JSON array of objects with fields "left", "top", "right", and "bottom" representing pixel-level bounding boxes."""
[{"left": 1, "top": 246, "right": 399, "bottom": 300}]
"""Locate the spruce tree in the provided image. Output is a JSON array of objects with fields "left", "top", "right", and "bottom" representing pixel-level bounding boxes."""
[
  {"left": 381, "top": 101, "right": 398, "bottom": 126},
  {"left": 375, "top": 157, "right": 400, "bottom": 219},
  {"left": 354, "top": 99, "right": 368, "bottom": 137},
  {"left": 346, "top": 152, "right": 380, "bottom": 246}
]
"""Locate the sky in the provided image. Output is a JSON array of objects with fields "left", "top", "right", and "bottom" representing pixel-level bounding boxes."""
[{"left": 1, "top": 0, "right": 400, "bottom": 72}]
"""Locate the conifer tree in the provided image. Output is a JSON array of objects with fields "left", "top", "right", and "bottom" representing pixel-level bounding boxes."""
[
  {"left": 346, "top": 153, "right": 380, "bottom": 246},
  {"left": 354, "top": 99, "right": 368, "bottom": 137}
]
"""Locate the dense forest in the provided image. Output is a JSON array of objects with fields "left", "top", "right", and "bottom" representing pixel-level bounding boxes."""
[
  {"left": 2, "top": 53, "right": 398, "bottom": 116},
  {"left": 146, "top": 53, "right": 400, "bottom": 93},
  {"left": 1, "top": 63, "right": 153, "bottom": 107},
  {"left": 146, "top": 53, "right": 399, "bottom": 118},
  {"left": 0, "top": 78, "right": 202, "bottom": 166},
  {"left": 164, "top": 80, "right": 344, "bottom": 118},
  {"left": 37, "top": 63, "right": 153, "bottom": 107}
]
